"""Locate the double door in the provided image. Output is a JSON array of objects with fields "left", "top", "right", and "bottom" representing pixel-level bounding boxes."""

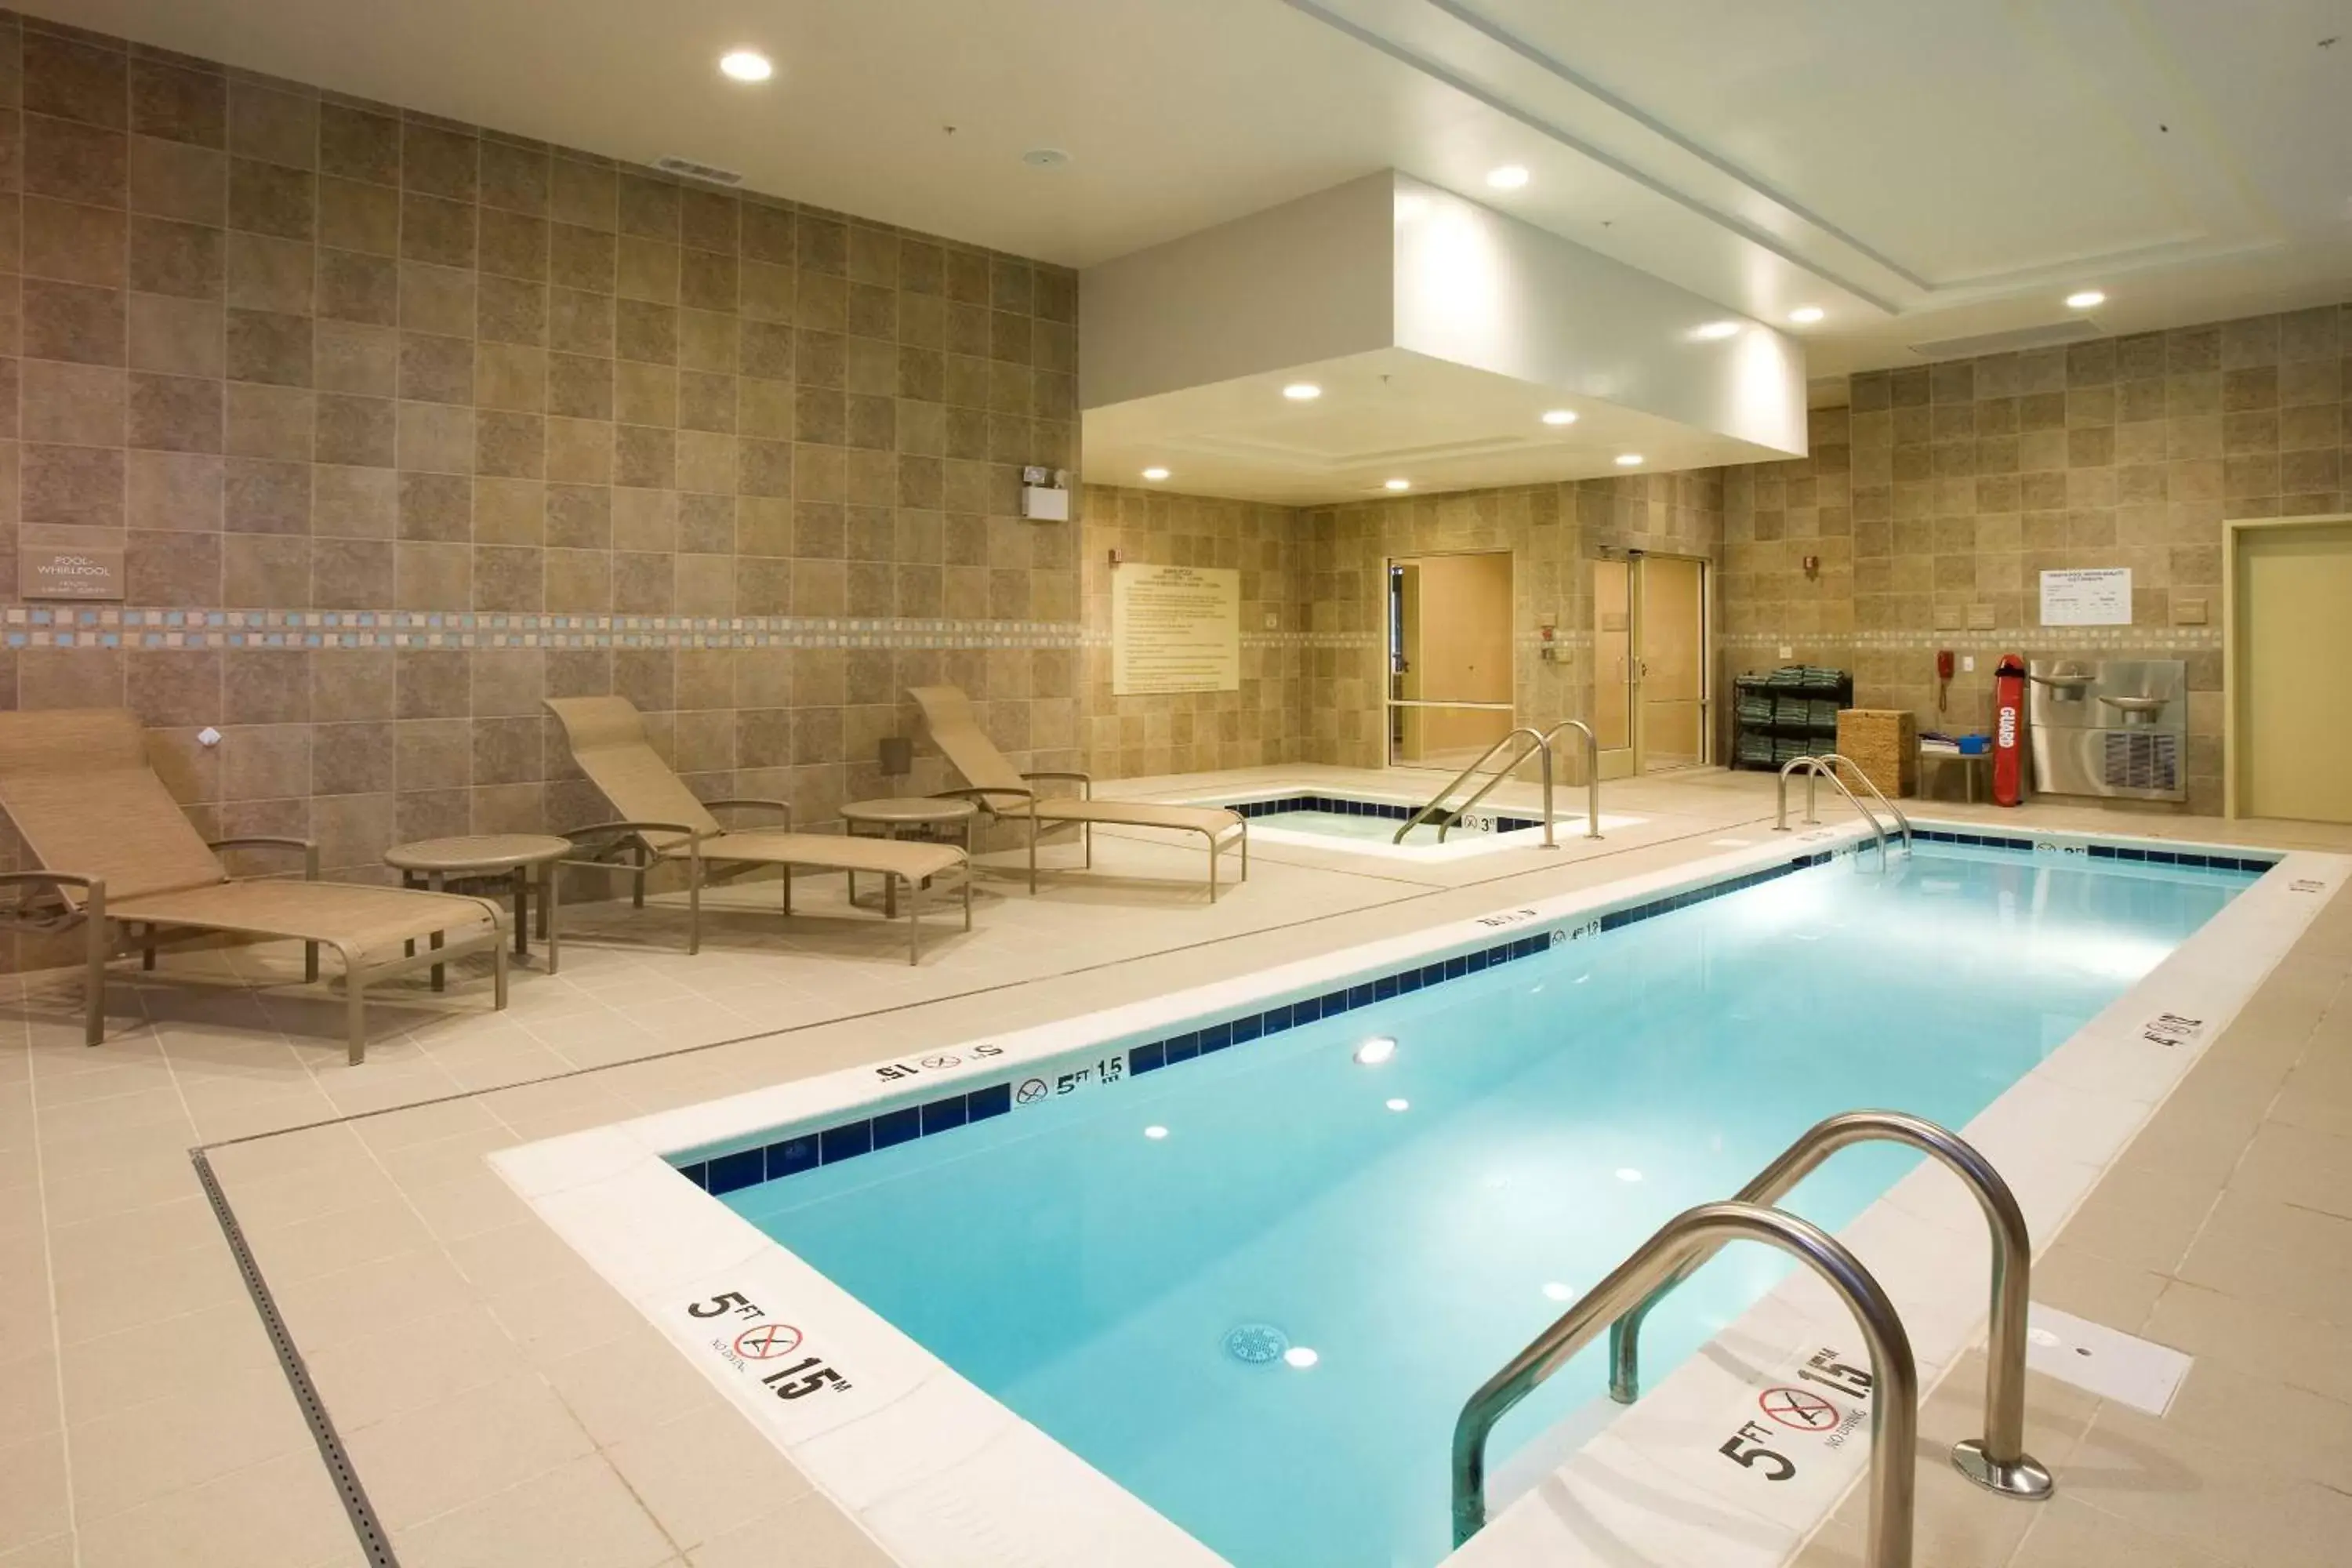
[{"left": 1592, "top": 554, "right": 1708, "bottom": 777}]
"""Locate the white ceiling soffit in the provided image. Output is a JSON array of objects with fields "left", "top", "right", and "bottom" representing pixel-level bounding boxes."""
[
  {"left": 1080, "top": 173, "right": 1804, "bottom": 504},
  {"left": 1283, "top": 0, "right": 2352, "bottom": 372},
  {"left": 1083, "top": 347, "right": 1789, "bottom": 506}
]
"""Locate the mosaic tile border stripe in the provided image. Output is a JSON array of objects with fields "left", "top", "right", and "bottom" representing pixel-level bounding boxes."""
[
  {"left": 1718, "top": 627, "right": 2224, "bottom": 651},
  {"left": 2, "top": 608, "right": 1091, "bottom": 652}
]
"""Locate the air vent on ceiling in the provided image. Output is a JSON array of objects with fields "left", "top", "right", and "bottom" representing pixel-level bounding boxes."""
[
  {"left": 1908, "top": 320, "right": 2103, "bottom": 359},
  {"left": 652, "top": 155, "right": 744, "bottom": 187}
]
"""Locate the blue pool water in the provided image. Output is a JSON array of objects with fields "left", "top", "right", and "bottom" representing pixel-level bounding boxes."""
[{"left": 720, "top": 844, "right": 2258, "bottom": 1567}]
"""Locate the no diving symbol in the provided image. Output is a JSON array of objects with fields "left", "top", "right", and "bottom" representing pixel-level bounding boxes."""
[
  {"left": 1759, "top": 1385, "right": 1838, "bottom": 1432},
  {"left": 1015, "top": 1078, "right": 1050, "bottom": 1105},
  {"left": 920, "top": 1054, "right": 960, "bottom": 1069},
  {"left": 733, "top": 1323, "right": 804, "bottom": 1360}
]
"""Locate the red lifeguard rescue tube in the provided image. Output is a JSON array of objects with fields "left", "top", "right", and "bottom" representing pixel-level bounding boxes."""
[{"left": 1991, "top": 653, "right": 2027, "bottom": 807}]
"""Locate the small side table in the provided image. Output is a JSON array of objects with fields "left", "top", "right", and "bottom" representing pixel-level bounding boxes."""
[
  {"left": 1918, "top": 747, "right": 1993, "bottom": 804},
  {"left": 839, "top": 797, "right": 978, "bottom": 918},
  {"left": 385, "top": 833, "right": 570, "bottom": 982}
]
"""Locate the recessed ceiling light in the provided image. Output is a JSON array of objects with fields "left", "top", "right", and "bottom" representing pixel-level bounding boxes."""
[
  {"left": 1385, "top": 1098, "right": 1411, "bottom": 1112},
  {"left": 2066, "top": 289, "right": 2106, "bottom": 309},
  {"left": 1614, "top": 453, "right": 1644, "bottom": 466},
  {"left": 1282, "top": 382, "right": 1322, "bottom": 401},
  {"left": 1541, "top": 408, "right": 1577, "bottom": 426},
  {"left": 1352, "top": 1036, "right": 1397, "bottom": 1065},
  {"left": 1692, "top": 321, "right": 1742, "bottom": 340},
  {"left": 1788, "top": 307, "right": 1825, "bottom": 325},
  {"left": 717, "top": 50, "right": 773, "bottom": 82},
  {"left": 1142, "top": 466, "right": 1170, "bottom": 481},
  {"left": 1486, "top": 165, "right": 1530, "bottom": 190},
  {"left": 1383, "top": 478, "right": 1412, "bottom": 492}
]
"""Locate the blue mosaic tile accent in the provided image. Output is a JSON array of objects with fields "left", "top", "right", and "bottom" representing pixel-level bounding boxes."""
[
  {"left": 1224, "top": 793, "right": 1544, "bottom": 836},
  {"left": 671, "top": 833, "right": 2276, "bottom": 1195},
  {"left": 1909, "top": 826, "right": 2276, "bottom": 874}
]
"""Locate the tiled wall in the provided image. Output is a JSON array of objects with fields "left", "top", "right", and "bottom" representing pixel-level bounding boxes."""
[
  {"left": 1080, "top": 484, "right": 1306, "bottom": 779},
  {"left": 1299, "top": 473, "right": 1724, "bottom": 768},
  {"left": 1719, "top": 303, "right": 2351, "bottom": 812},
  {"left": 0, "top": 12, "right": 1088, "bottom": 890}
]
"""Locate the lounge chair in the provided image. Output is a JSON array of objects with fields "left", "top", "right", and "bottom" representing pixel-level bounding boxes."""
[
  {"left": 0, "top": 709, "right": 506, "bottom": 1063},
  {"left": 544, "top": 696, "right": 968, "bottom": 963},
  {"left": 907, "top": 685, "right": 1246, "bottom": 899}
]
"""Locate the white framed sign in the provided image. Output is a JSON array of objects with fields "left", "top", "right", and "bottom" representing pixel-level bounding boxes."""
[
  {"left": 2039, "top": 567, "right": 2132, "bottom": 626},
  {"left": 1111, "top": 564, "right": 1240, "bottom": 695}
]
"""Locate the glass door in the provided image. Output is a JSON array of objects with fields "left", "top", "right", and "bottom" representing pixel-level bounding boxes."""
[{"left": 1387, "top": 551, "right": 1515, "bottom": 769}]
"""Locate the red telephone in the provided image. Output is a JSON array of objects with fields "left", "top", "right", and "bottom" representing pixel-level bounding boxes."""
[{"left": 1935, "top": 650, "right": 1954, "bottom": 713}]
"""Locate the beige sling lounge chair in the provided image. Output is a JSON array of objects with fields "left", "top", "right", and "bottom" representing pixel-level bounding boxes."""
[
  {"left": 544, "top": 696, "right": 968, "bottom": 963},
  {"left": 0, "top": 709, "right": 507, "bottom": 1063},
  {"left": 908, "top": 685, "right": 1246, "bottom": 899}
]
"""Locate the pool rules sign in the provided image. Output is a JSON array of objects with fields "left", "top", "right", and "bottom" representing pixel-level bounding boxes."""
[{"left": 1112, "top": 564, "right": 1240, "bottom": 695}]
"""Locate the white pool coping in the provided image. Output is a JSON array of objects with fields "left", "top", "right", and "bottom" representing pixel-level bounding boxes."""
[
  {"left": 1154, "top": 779, "right": 1647, "bottom": 862},
  {"left": 492, "top": 823, "right": 2344, "bottom": 1568}
]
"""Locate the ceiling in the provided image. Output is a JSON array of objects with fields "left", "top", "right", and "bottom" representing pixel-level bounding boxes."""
[
  {"left": 51, "top": 0, "right": 2352, "bottom": 382},
  {"left": 1082, "top": 348, "right": 1790, "bottom": 506}
]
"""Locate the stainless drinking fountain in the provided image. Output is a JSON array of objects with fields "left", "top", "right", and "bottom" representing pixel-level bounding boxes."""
[{"left": 2025, "top": 659, "right": 2187, "bottom": 801}]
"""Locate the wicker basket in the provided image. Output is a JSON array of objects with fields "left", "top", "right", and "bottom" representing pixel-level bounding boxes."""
[{"left": 1836, "top": 709, "right": 1918, "bottom": 799}]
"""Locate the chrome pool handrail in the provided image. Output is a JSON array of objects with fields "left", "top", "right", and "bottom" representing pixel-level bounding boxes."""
[
  {"left": 1396, "top": 721, "right": 1606, "bottom": 848},
  {"left": 1532, "top": 719, "right": 1604, "bottom": 844},
  {"left": 1395, "top": 727, "right": 1549, "bottom": 847},
  {"left": 1450, "top": 1200, "right": 1919, "bottom": 1566},
  {"left": 1775, "top": 754, "right": 1895, "bottom": 870},
  {"left": 1608, "top": 1110, "right": 2053, "bottom": 1504},
  {"left": 1832, "top": 758, "right": 1913, "bottom": 853}
]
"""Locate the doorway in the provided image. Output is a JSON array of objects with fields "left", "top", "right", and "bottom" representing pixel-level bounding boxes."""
[
  {"left": 1388, "top": 551, "right": 1514, "bottom": 770},
  {"left": 1591, "top": 552, "right": 1710, "bottom": 776},
  {"left": 2227, "top": 514, "right": 2352, "bottom": 822}
]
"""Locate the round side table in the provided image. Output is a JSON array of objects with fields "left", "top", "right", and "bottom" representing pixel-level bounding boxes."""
[
  {"left": 384, "top": 833, "right": 571, "bottom": 982},
  {"left": 839, "top": 797, "right": 978, "bottom": 917}
]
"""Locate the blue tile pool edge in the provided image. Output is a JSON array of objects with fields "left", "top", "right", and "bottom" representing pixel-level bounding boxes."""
[
  {"left": 1223, "top": 792, "right": 1545, "bottom": 835},
  {"left": 668, "top": 825, "right": 2280, "bottom": 1196}
]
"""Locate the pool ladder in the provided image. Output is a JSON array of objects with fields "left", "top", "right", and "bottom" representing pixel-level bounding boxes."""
[
  {"left": 1776, "top": 753, "right": 1914, "bottom": 870},
  {"left": 1393, "top": 721, "right": 1602, "bottom": 848},
  {"left": 1450, "top": 1110, "right": 2053, "bottom": 1568}
]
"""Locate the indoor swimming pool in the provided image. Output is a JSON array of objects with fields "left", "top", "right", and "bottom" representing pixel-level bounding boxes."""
[{"left": 695, "top": 836, "right": 2265, "bottom": 1567}]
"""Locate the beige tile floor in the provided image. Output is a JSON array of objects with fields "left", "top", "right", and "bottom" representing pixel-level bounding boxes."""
[{"left": 2, "top": 764, "right": 2348, "bottom": 1566}]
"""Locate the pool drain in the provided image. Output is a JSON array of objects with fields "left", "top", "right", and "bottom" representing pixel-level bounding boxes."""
[{"left": 1225, "top": 1323, "right": 1290, "bottom": 1364}]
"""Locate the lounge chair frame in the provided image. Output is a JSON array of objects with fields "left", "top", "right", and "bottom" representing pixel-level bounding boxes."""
[
  {"left": 544, "top": 698, "right": 971, "bottom": 964},
  {"left": 0, "top": 833, "right": 507, "bottom": 1065}
]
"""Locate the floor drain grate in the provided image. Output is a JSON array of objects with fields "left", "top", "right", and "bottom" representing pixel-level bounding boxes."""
[
  {"left": 193, "top": 1148, "right": 400, "bottom": 1567},
  {"left": 1225, "top": 1323, "right": 1290, "bottom": 1364}
]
